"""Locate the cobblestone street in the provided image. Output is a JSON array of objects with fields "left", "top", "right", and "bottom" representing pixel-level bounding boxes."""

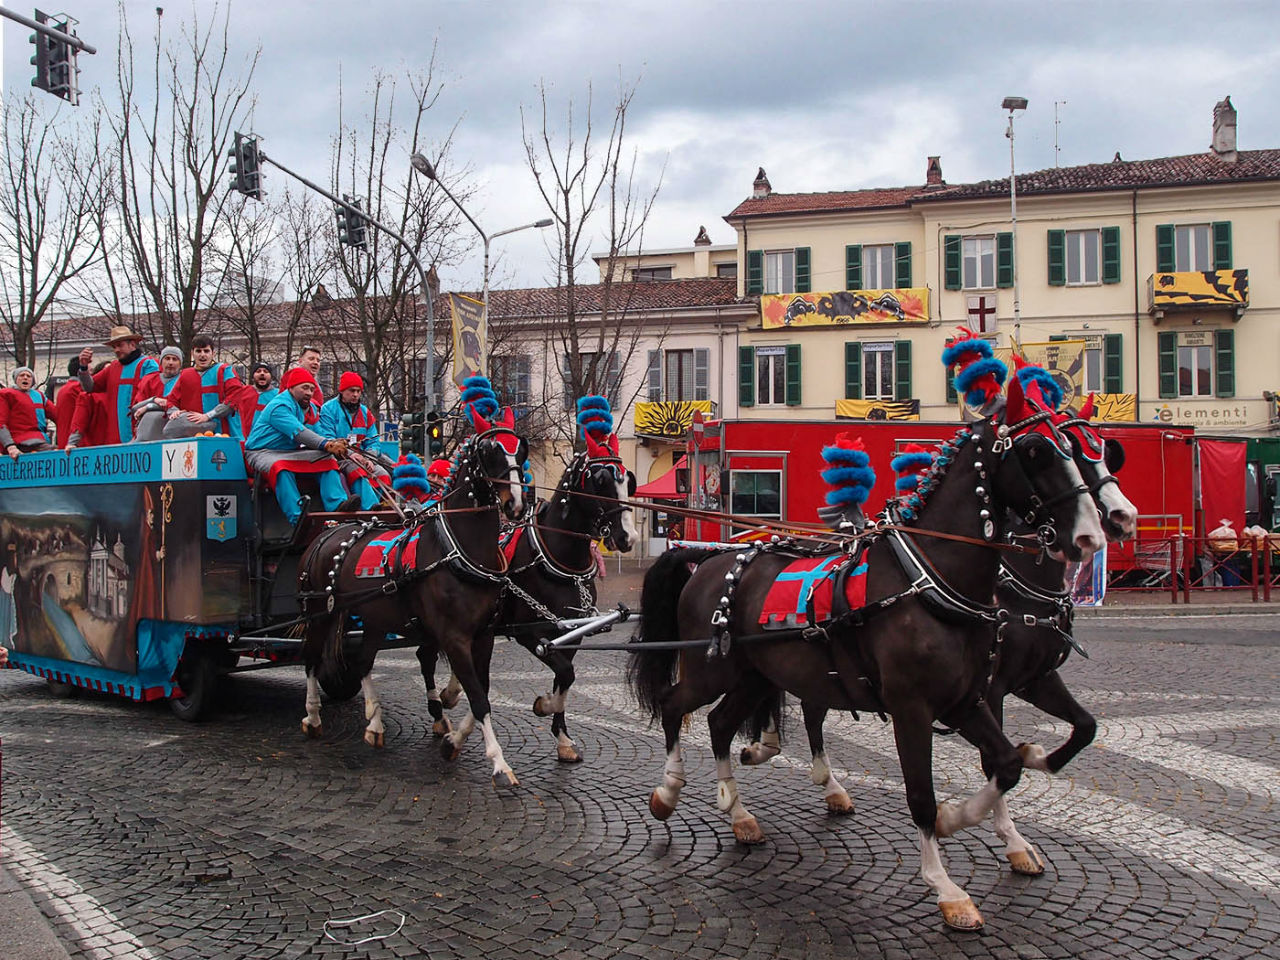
[{"left": 1, "top": 604, "right": 1278, "bottom": 959}]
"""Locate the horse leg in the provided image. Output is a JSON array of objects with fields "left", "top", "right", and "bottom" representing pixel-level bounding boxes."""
[
  {"left": 300, "top": 615, "right": 339, "bottom": 739},
  {"left": 361, "top": 673, "right": 385, "bottom": 748},
  {"left": 803, "top": 702, "right": 854, "bottom": 815},
  {"left": 531, "top": 642, "right": 582, "bottom": 763},
  {"left": 707, "top": 676, "right": 774, "bottom": 844},
  {"left": 416, "top": 642, "right": 452, "bottom": 736},
  {"left": 738, "top": 707, "right": 781, "bottom": 765},
  {"left": 893, "top": 705, "right": 984, "bottom": 930},
  {"left": 1018, "top": 670, "right": 1098, "bottom": 774},
  {"left": 934, "top": 702, "right": 1024, "bottom": 841},
  {"left": 972, "top": 697, "right": 1044, "bottom": 876},
  {"left": 301, "top": 671, "right": 323, "bottom": 738},
  {"left": 444, "top": 631, "right": 519, "bottom": 788},
  {"left": 649, "top": 654, "right": 713, "bottom": 821},
  {"left": 440, "top": 672, "right": 463, "bottom": 710}
]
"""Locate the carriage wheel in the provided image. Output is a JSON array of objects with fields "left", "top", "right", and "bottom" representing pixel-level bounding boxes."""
[
  {"left": 46, "top": 679, "right": 77, "bottom": 699},
  {"left": 170, "top": 647, "right": 217, "bottom": 722}
]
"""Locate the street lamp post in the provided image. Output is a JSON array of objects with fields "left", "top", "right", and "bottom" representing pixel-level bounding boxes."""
[
  {"left": 1002, "top": 96, "right": 1028, "bottom": 338},
  {"left": 410, "top": 153, "right": 552, "bottom": 364}
]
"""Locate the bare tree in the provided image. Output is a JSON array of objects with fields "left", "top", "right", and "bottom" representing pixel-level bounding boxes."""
[
  {"left": 205, "top": 187, "right": 284, "bottom": 363},
  {"left": 520, "top": 76, "right": 664, "bottom": 448},
  {"left": 99, "top": 2, "right": 259, "bottom": 351},
  {"left": 0, "top": 95, "right": 109, "bottom": 370}
]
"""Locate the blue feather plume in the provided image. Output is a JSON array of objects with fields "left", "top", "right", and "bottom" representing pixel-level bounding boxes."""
[
  {"left": 461, "top": 375, "right": 500, "bottom": 418},
  {"left": 1016, "top": 365, "right": 1064, "bottom": 411},
  {"left": 576, "top": 394, "right": 614, "bottom": 438}
]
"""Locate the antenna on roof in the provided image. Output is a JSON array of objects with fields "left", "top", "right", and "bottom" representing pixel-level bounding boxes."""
[{"left": 1054, "top": 100, "right": 1067, "bottom": 167}]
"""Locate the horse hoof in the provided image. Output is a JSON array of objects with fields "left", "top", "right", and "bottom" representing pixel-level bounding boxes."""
[
  {"left": 440, "top": 738, "right": 461, "bottom": 762},
  {"left": 431, "top": 718, "right": 452, "bottom": 737},
  {"left": 1018, "top": 742, "right": 1050, "bottom": 772},
  {"left": 1007, "top": 847, "right": 1045, "bottom": 876},
  {"left": 532, "top": 696, "right": 551, "bottom": 717},
  {"left": 492, "top": 769, "right": 520, "bottom": 789},
  {"left": 364, "top": 730, "right": 385, "bottom": 749},
  {"left": 825, "top": 793, "right": 855, "bottom": 815},
  {"left": 732, "top": 817, "right": 766, "bottom": 845},
  {"left": 648, "top": 790, "right": 675, "bottom": 821},
  {"left": 557, "top": 744, "right": 583, "bottom": 763},
  {"left": 302, "top": 721, "right": 322, "bottom": 739},
  {"left": 939, "top": 897, "right": 984, "bottom": 931}
]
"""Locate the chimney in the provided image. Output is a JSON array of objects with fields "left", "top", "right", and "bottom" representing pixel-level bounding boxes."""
[
  {"left": 752, "top": 167, "right": 772, "bottom": 199},
  {"left": 693, "top": 225, "right": 711, "bottom": 246},
  {"left": 925, "top": 155, "right": 944, "bottom": 188},
  {"left": 1211, "top": 96, "right": 1237, "bottom": 163}
]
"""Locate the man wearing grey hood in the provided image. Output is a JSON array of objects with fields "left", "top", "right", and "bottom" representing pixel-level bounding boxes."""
[{"left": 130, "top": 346, "right": 202, "bottom": 441}]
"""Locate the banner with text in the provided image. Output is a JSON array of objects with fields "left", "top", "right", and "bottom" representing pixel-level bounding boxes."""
[{"left": 450, "top": 292, "right": 487, "bottom": 386}]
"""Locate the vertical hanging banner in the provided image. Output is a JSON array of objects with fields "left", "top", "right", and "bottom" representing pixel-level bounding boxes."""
[{"left": 450, "top": 293, "right": 487, "bottom": 386}]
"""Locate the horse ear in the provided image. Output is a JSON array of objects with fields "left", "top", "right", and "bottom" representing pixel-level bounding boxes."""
[
  {"left": 1079, "top": 392, "right": 1096, "bottom": 420},
  {"left": 499, "top": 406, "right": 515, "bottom": 430},
  {"left": 468, "top": 405, "right": 492, "bottom": 434},
  {"left": 608, "top": 433, "right": 619, "bottom": 456},
  {"left": 1004, "top": 374, "right": 1026, "bottom": 423},
  {"left": 585, "top": 433, "right": 609, "bottom": 459}
]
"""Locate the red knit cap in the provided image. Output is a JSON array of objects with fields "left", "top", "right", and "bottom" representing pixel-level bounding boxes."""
[
  {"left": 427, "top": 458, "right": 451, "bottom": 478},
  {"left": 338, "top": 371, "right": 364, "bottom": 392},
  {"left": 280, "top": 367, "right": 319, "bottom": 391}
]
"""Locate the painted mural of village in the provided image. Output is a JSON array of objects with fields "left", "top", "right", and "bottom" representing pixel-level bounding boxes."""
[{"left": 0, "top": 512, "right": 141, "bottom": 674}]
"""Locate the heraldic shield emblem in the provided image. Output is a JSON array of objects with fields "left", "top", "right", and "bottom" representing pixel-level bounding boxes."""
[{"left": 206, "top": 494, "right": 238, "bottom": 541}]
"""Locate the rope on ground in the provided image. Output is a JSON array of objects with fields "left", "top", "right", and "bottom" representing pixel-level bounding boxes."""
[{"left": 322, "top": 908, "right": 406, "bottom": 945}]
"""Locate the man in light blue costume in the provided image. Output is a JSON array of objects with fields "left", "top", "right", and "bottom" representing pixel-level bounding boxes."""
[
  {"left": 317, "top": 371, "right": 390, "bottom": 510},
  {"left": 244, "top": 367, "right": 358, "bottom": 523}
]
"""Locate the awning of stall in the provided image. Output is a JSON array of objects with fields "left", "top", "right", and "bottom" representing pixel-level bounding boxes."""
[{"left": 635, "top": 456, "right": 687, "bottom": 499}]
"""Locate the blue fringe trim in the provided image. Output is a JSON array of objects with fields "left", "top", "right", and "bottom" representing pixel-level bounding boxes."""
[{"left": 1016, "top": 365, "right": 1064, "bottom": 410}]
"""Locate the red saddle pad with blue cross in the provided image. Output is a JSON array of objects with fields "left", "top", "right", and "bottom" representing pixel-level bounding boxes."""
[
  {"left": 758, "top": 553, "right": 868, "bottom": 628},
  {"left": 354, "top": 527, "right": 422, "bottom": 580}
]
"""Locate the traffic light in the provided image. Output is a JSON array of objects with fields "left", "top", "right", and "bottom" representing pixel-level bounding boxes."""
[
  {"left": 228, "top": 132, "right": 263, "bottom": 199},
  {"left": 29, "top": 11, "right": 80, "bottom": 106},
  {"left": 426, "top": 410, "right": 444, "bottom": 456},
  {"left": 400, "top": 412, "right": 423, "bottom": 456},
  {"left": 336, "top": 196, "right": 367, "bottom": 250}
]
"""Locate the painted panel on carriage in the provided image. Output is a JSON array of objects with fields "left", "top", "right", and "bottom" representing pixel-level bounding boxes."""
[
  {"left": 634, "top": 400, "right": 715, "bottom": 437},
  {"left": 0, "top": 437, "right": 247, "bottom": 488},
  {"left": 834, "top": 398, "right": 921, "bottom": 421},
  {"left": 206, "top": 494, "right": 238, "bottom": 541},
  {"left": 761, "top": 288, "right": 929, "bottom": 329}
]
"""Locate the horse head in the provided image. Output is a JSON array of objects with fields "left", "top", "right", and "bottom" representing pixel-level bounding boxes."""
[
  {"left": 1052, "top": 394, "right": 1137, "bottom": 542},
  {"left": 464, "top": 405, "right": 528, "bottom": 520},
  {"left": 570, "top": 433, "right": 638, "bottom": 553},
  {"left": 991, "top": 375, "right": 1105, "bottom": 562}
]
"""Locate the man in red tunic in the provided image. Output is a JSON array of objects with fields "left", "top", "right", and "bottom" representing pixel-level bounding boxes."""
[
  {"left": 237, "top": 362, "right": 277, "bottom": 437},
  {"left": 0, "top": 387, "right": 55, "bottom": 458},
  {"left": 131, "top": 346, "right": 203, "bottom": 441},
  {"left": 57, "top": 358, "right": 111, "bottom": 450},
  {"left": 74, "top": 325, "right": 159, "bottom": 445}
]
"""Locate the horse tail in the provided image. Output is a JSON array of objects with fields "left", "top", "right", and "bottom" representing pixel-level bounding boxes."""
[
  {"left": 741, "top": 688, "right": 786, "bottom": 742},
  {"left": 627, "top": 547, "right": 718, "bottom": 721}
]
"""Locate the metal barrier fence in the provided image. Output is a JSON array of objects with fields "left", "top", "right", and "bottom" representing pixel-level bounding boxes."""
[{"left": 1109, "top": 535, "right": 1277, "bottom": 603}]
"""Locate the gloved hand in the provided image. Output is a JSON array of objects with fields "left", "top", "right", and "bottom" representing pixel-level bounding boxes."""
[{"left": 323, "top": 439, "right": 349, "bottom": 457}]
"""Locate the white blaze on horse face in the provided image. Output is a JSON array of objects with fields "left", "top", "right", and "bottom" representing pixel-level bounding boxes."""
[
  {"left": 1095, "top": 465, "right": 1138, "bottom": 540},
  {"left": 503, "top": 448, "right": 524, "bottom": 516},
  {"left": 1062, "top": 457, "right": 1105, "bottom": 559},
  {"left": 613, "top": 473, "right": 638, "bottom": 549}
]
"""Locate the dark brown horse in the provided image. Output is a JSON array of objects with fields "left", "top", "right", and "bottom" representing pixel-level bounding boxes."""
[
  {"left": 296, "top": 408, "right": 528, "bottom": 787},
  {"left": 739, "top": 405, "right": 1138, "bottom": 877},
  {"left": 418, "top": 446, "right": 639, "bottom": 762},
  {"left": 627, "top": 381, "right": 1105, "bottom": 930}
]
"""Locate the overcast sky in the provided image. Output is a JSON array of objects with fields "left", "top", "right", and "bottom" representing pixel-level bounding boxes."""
[{"left": 3, "top": 0, "right": 1279, "bottom": 294}]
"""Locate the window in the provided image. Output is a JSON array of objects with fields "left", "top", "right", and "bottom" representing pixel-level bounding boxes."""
[
  {"left": 1177, "top": 343, "right": 1212, "bottom": 397},
  {"left": 1175, "top": 224, "right": 1212, "bottom": 271},
  {"left": 632, "top": 266, "right": 673, "bottom": 281},
  {"left": 862, "top": 342, "right": 895, "bottom": 400},
  {"left": 730, "top": 470, "right": 781, "bottom": 520},
  {"left": 491, "top": 354, "right": 531, "bottom": 408},
  {"left": 563, "top": 351, "right": 622, "bottom": 408},
  {"left": 647, "top": 348, "right": 709, "bottom": 401},
  {"left": 863, "top": 244, "right": 895, "bottom": 289},
  {"left": 1083, "top": 346, "right": 1102, "bottom": 393},
  {"left": 764, "top": 250, "right": 794, "bottom": 295},
  {"left": 963, "top": 236, "right": 996, "bottom": 289},
  {"left": 755, "top": 346, "right": 787, "bottom": 405},
  {"left": 715, "top": 261, "right": 737, "bottom": 279},
  {"left": 1066, "top": 230, "right": 1101, "bottom": 285}
]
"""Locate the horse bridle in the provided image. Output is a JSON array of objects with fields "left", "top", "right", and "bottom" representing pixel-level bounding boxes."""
[
  {"left": 569, "top": 452, "right": 632, "bottom": 543},
  {"left": 991, "top": 411, "right": 1092, "bottom": 534},
  {"left": 469, "top": 426, "right": 527, "bottom": 507},
  {"left": 1056, "top": 416, "right": 1121, "bottom": 501}
]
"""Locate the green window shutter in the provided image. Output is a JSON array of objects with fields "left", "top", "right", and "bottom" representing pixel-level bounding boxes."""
[
  {"left": 1215, "top": 329, "right": 1235, "bottom": 398},
  {"left": 894, "top": 340, "right": 912, "bottom": 401},
  {"left": 1047, "top": 230, "right": 1066, "bottom": 286},
  {"left": 1155, "top": 224, "right": 1175, "bottom": 272},
  {"left": 1103, "top": 333, "right": 1123, "bottom": 393},
  {"left": 1158, "top": 331, "right": 1178, "bottom": 399},
  {"left": 1102, "top": 226, "right": 1121, "bottom": 283},
  {"left": 794, "top": 247, "right": 811, "bottom": 293},
  {"left": 944, "top": 235, "right": 961, "bottom": 290},
  {"left": 996, "top": 232, "right": 1014, "bottom": 288},
  {"left": 784, "top": 344, "right": 802, "bottom": 406},
  {"left": 894, "top": 241, "right": 912, "bottom": 288},
  {"left": 746, "top": 250, "right": 764, "bottom": 295},
  {"left": 738, "top": 345, "right": 755, "bottom": 406},
  {"left": 945, "top": 366, "right": 958, "bottom": 404},
  {"left": 1212, "top": 221, "right": 1232, "bottom": 270},
  {"left": 844, "top": 342, "right": 862, "bottom": 399},
  {"left": 845, "top": 244, "right": 862, "bottom": 290}
]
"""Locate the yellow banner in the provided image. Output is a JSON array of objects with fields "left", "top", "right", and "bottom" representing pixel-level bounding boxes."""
[
  {"left": 1092, "top": 393, "right": 1137, "bottom": 422},
  {"left": 634, "top": 400, "right": 714, "bottom": 437},
  {"left": 762, "top": 288, "right": 929, "bottom": 329},
  {"left": 834, "top": 398, "right": 920, "bottom": 421},
  {"left": 993, "top": 340, "right": 1087, "bottom": 409},
  {"left": 1150, "top": 269, "right": 1248, "bottom": 310},
  {"left": 450, "top": 293, "right": 487, "bottom": 386}
]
